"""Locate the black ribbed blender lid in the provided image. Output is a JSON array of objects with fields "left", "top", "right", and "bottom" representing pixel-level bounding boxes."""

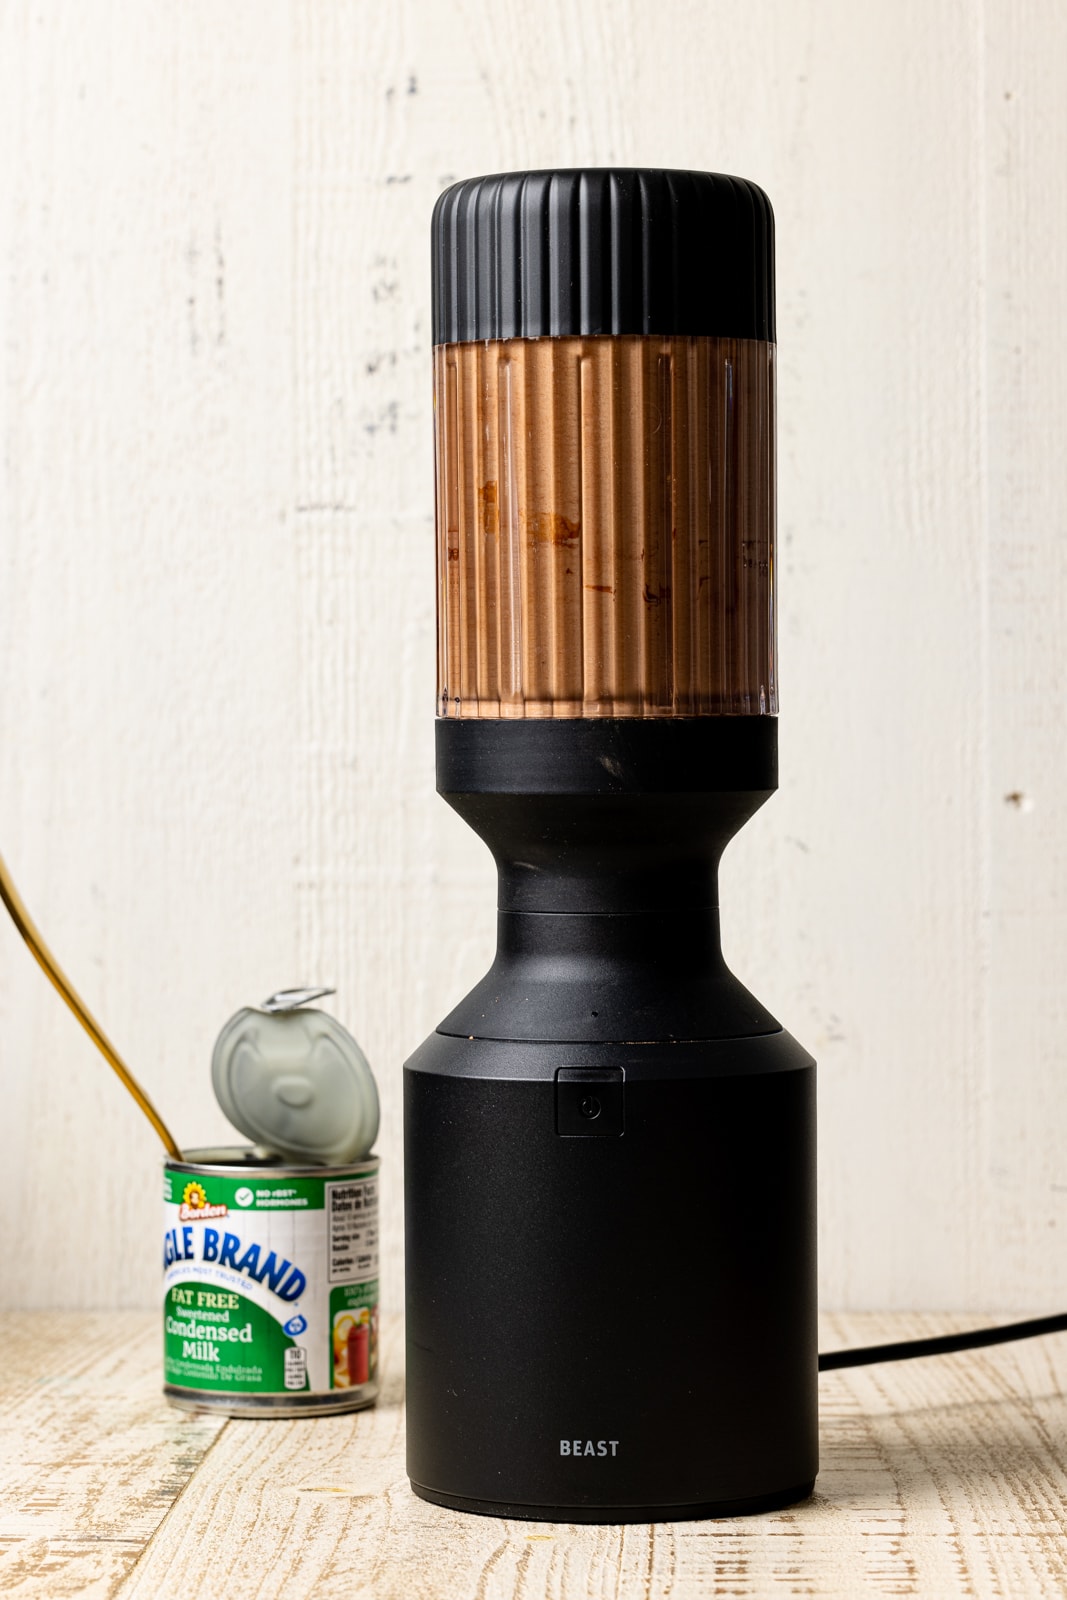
[{"left": 431, "top": 167, "right": 775, "bottom": 345}]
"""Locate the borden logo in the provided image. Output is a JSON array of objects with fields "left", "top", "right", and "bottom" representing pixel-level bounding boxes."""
[{"left": 178, "top": 1180, "right": 229, "bottom": 1223}]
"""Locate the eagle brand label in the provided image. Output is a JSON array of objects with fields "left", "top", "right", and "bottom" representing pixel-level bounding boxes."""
[{"left": 163, "top": 1159, "right": 379, "bottom": 1401}]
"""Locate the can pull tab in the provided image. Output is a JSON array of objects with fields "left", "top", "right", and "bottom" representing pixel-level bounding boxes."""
[{"left": 260, "top": 986, "right": 336, "bottom": 1013}]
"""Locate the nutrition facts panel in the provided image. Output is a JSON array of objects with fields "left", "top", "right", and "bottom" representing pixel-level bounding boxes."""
[{"left": 326, "top": 1178, "right": 379, "bottom": 1283}]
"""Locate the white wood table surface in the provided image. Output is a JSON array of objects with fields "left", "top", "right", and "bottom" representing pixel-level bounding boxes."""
[{"left": 2, "top": 1311, "right": 1066, "bottom": 1598}]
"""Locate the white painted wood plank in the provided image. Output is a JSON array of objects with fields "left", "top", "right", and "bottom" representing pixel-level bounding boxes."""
[
  {"left": 984, "top": 2, "right": 1067, "bottom": 1301},
  {"left": 0, "top": 1312, "right": 223, "bottom": 1598}
]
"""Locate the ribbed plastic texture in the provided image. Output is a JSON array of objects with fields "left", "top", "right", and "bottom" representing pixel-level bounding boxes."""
[
  {"left": 432, "top": 169, "right": 775, "bottom": 344},
  {"left": 435, "top": 335, "right": 776, "bottom": 718}
]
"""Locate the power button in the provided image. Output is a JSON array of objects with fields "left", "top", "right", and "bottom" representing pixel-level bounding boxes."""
[{"left": 555, "top": 1068, "right": 624, "bottom": 1137}]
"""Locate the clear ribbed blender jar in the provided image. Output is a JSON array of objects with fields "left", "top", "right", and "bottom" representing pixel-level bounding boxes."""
[{"left": 433, "top": 170, "right": 776, "bottom": 720}]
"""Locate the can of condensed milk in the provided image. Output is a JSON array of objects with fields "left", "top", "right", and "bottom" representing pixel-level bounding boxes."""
[{"left": 163, "top": 1146, "right": 379, "bottom": 1416}]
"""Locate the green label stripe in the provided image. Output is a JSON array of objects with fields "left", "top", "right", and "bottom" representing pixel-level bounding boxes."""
[
  {"left": 164, "top": 1285, "right": 303, "bottom": 1393},
  {"left": 162, "top": 1165, "right": 374, "bottom": 1211}
]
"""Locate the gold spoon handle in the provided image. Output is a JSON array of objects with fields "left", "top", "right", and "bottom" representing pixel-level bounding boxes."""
[{"left": 0, "top": 850, "right": 182, "bottom": 1159}]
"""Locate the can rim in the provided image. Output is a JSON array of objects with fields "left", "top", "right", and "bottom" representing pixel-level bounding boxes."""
[{"left": 166, "top": 1145, "right": 379, "bottom": 1179}]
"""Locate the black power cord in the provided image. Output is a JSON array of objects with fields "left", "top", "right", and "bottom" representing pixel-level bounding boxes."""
[{"left": 819, "top": 1311, "right": 1067, "bottom": 1371}]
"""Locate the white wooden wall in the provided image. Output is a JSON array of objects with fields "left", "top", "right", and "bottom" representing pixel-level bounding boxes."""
[{"left": 1, "top": 0, "right": 1064, "bottom": 1312}]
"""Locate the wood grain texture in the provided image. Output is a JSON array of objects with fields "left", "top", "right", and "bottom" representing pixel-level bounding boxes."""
[
  {"left": 0, "top": 1312, "right": 223, "bottom": 1597},
  {"left": 1, "top": 0, "right": 1066, "bottom": 1314},
  {"left": 58, "top": 1312, "right": 1064, "bottom": 1599}
]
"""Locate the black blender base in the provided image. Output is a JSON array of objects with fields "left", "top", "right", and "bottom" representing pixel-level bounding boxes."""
[
  {"left": 406, "top": 723, "right": 818, "bottom": 1524},
  {"left": 409, "top": 1479, "right": 817, "bottom": 1524}
]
